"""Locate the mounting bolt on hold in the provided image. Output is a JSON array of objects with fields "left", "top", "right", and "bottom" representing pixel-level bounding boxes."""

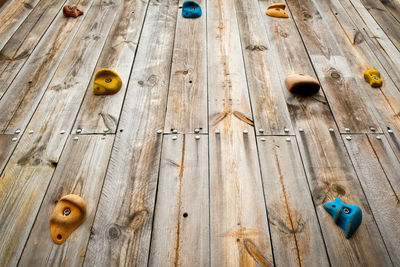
[
  {"left": 63, "top": 208, "right": 71, "bottom": 216},
  {"left": 345, "top": 128, "right": 350, "bottom": 132},
  {"left": 346, "top": 136, "right": 351, "bottom": 140},
  {"left": 194, "top": 128, "right": 200, "bottom": 133},
  {"left": 15, "top": 129, "right": 21, "bottom": 134},
  {"left": 259, "top": 129, "right": 264, "bottom": 133},
  {"left": 157, "top": 129, "right": 163, "bottom": 134},
  {"left": 376, "top": 135, "right": 381, "bottom": 140},
  {"left": 195, "top": 135, "right": 200, "bottom": 140},
  {"left": 12, "top": 137, "right": 17, "bottom": 142},
  {"left": 243, "top": 130, "right": 248, "bottom": 134},
  {"left": 76, "top": 128, "right": 82, "bottom": 133},
  {"left": 172, "top": 135, "right": 177, "bottom": 140}
]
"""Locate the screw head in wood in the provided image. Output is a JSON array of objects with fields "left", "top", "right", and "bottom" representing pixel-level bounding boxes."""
[
  {"left": 215, "top": 130, "right": 220, "bottom": 134},
  {"left": 103, "top": 128, "right": 109, "bottom": 133},
  {"left": 284, "top": 128, "right": 289, "bottom": 133},
  {"left": 157, "top": 129, "right": 163, "bottom": 134},
  {"left": 286, "top": 138, "right": 291, "bottom": 142},
  {"left": 388, "top": 129, "right": 393, "bottom": 134},
  {"left": 258, "top": 129, "right": 264, "bottom": 133},
  {"left": 15, "top": 129, "right": 21, "bottom": 134},
  {"left": 73, "top": 136, "right": 79, "bottom": 141},
  {"left": 345, "top": 128, "right": 350, "bottom": 132},
  {"left": 172, "top": 135, "right": 177, "bottom": 140},
  {"left": 76, "top": 128, "right": 82, "bottom": 133},
  {"left": 172, "top": 129, "right": 178, "bottom": 134},
  {"left": 12, "top": 137, "right": 17, "bottom": 142},
  {"left": 60, "top": 130, "right": 66, "bottom": 134},
  {"left": 345, "top": 136, "right": 351, "bottom": 140},
  {"left": 29, "top": 130, "right": 34, "bottom": 134},
  {"left": 376, "top": 135, "right": 381, "bottom": 140},
  {"left": 299, "top": 128, "right": 304, "bottom": 132},
  {"left": 243, "top": 130, "right": 248, "bottom": 134},
  {"left": 194, "top": 128, "right": 200, "bottom": 133},
  {"left": 260, "top": 137, "right": 266, "bottom": 142},
  {"left": 329, "top": 128, "right": 334, "bottom": 132},
  {"left": 370, "top": 127, "right": 376, "bottom": 131},
  {"left": 195, "top": 135, "right": 200, "bottom": 140}
]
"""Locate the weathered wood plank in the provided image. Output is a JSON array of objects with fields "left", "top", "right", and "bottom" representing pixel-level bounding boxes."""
[
  {"left": 18, "top": 134, "right": 114, "bottom": 267},
  {"left": 235, "top": 0, "right": 293, "bottom": 135},
  {"left": 258, "top": 0, "right": 393, "bottom": 265},
  {"left": 83, "top": 1, "right": 178, "bottom": 266},
  {"left": 207, "top": 0, "right": 273, "bottom": 265},
  {"left": 164, "top": 0, "right": 207, "bottom": 134},
  {"left": 0, "top": 0, "right": 122, "bottom": 265},
  {"left": 149, "top": 134, "right": 209, "bottom": 266},
  {"left": 359, "top": 0, "right": 400, "bottom": 51},
  {"left": 258, "top": 136, "right": 329, "bottom": 267},
  {"left": 284, "top": 0, "right": 379, "bottom": 133},
  {"left": 0, "top": 0, "right": 41, "bottom": 50},
  {"left": 0, "top": 0, "right": 95, "bottom": 133},
  {"left": 0, "top": 134, "right": 17, "bottom": 174},
  {"left": 0, "top": 0, "right": 68, "bottom": 97},
  {"left": 344, "top": 133, "right": 400, "bottom": 264},
  {"left": 73, "top": 0, "right": 149, "bottom": 134},
  {"left": 379, "top": 0, "right": 400, "bottom": 23}
]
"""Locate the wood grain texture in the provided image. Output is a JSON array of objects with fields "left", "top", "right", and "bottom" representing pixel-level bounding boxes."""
[
  {"left": 73, "top": 0, "right": 150, "bottom": 134},
  {"left": 0, "top": 0, "right": 122, "bottom": 265},
  {"left": 0, "top": 0, "right": 95, "bottom": 133},
  {"left": 285, "top": 0, "right": 379, "bottom": 133},
  {"left": 379, "top": 0, "right": 400, "bottom": 23},
  {"left": 235, "top": 0, "right": 293, "bottom": 135},
  {"left": 0, "top": 134, "right": 17, "bottom": 174},
  {"left": 344, "top": 134, "right": 400, "bottom": 265},
  {"left": 0, "top": 0, "right": 41, "bottom": 50},
  {"left": 259, "top": 0, "right": 393, "bottom": 265},
  {"left": 164, "top": 0, "right": 207, "bottom": 134},
  {"left": 19, "top": 135, "right": 114, "bottom": 267},
  {"left": 149, "top": 134, "right": 209, "bottom": 266},
  {"left": 258, "top": 136, "right": 329, "bottom": 267},
  {"left": 207, "top": 0, "right": 273, "bottom": 265},
  {"left": 0, "top": 0, "right": 68, "bottom": 98},
  {"left": 83, "top": 1, "right": 178, "bottom": 265}
]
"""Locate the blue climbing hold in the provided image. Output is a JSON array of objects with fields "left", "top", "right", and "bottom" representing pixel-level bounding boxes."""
[
  {"left": 324, "top": 197, "right": 362, "bottom": 238},
  {"left": 182, "top": 1, "right": 202, "bottom": 18}
]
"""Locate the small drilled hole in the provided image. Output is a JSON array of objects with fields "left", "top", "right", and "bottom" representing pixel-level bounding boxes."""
[
  {"left": 189, "top": 80, "right": 192, "bottom": 83},
  {"left": 120, "top": 129, "right": 123, "bottom": 132},
  {"left": 57, "top": 234, "right": 62, "bottom": 240},
  {"left": 332, "top": 205, "right": 336, "bottom": 208},
  {"left": 183, "top": 212, "right": 188, "bottom": 218}
]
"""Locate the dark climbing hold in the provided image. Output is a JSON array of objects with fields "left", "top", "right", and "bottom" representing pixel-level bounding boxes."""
[
  {"left": 182, "top": 1, "right": 202, "bottom": 18},
  {"left": 324, "top": 197, "right": 362, "bottom": 238},
  {"left": 364, "top": 69, "right": 382, "bottom": 88},
  {"left": 63, "top": 5, "right": 84, "bottom": 18},
  {"left": 285, "top": 73, "right": 320, "bottom": 96}
]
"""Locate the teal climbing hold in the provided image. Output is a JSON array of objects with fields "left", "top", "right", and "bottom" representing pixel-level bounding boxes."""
[
  {"left": 182, "top": 1, "right": 202, "bottom": 18},
  {"left": 324, "top": 197, "right": 362, "bottom": 238}
]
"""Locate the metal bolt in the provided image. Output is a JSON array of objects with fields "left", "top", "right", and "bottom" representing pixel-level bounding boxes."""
[
  {"left": 63, "top": 208, "right": 71, "bottom": 216},
  {"left": 260, "top": 137, "right": 266, "bottom": 142},
  {"left": 286, "top": 137, "right": 291, "bottom": 142},
  {"left": 346, "top": 136, "right": 351, "bottom": 140},
  {"left": 376, "top": 135, "right": 381, "bottom": 140},
  {"left": 103, "top": 128, "right": 110, "bottom": 133},
  {"left": 76, "top": 128, "right": 82, "bottom": 133},
  {"left": 194, "top": 128, "right": 200, "bottom": 133},
  {"left": 345, "top": 128, "right": 350, "bottom": 132},
  {"left": 299, "top": 128, "right": 304, "bottom": 132},
  {"left": 105, "top": 78, "right": 112, "bottom": 83},
  {"left": 370, "top": 127, "right": 376, "bottom": 132},
  {"left": 172, "top": 129, "right": 178, "bottom": 134},
  {"left": 60, "top": 130, "right": 66, "bottom": 134},
  {"left": 12, "top": 137, "right": 17, "bottom": 142},
  {"left": 172, "top": 135, "right": 177, "bottom": 140},
  {"left": 215, "top": 130, "right": 220, "bottom": 134},
  {"left": 15, "top": 129, "right": 21, "bottom": 134},
  {"left": 388, "top": 129, "right": 393, "bottom": 134},
  {"left": 157, "top": 129, "right": 163, "bottom": 134},
  {"left": 284, "top": 128, "right": 289, "bottom": 133},
  {"left": 329, "top": 128, "right": 334, "bottom": 132},
  {"left": 29, "top": 130, "right": 34, "bottom": 134},
  {"left": 195, "top": 135, "right": 200, "bottom": 140},
  {"left": 73, "top": 136, "right": 79, "bottom": 141},
  {"left": 343, "top": 207, "right": 350, "bottom": 214},
  {"left": 243, "top": 130, "right": 248, "bottom": 134},
  {"left": 259, "top": 129, "right": 264, "bottom": 133}
]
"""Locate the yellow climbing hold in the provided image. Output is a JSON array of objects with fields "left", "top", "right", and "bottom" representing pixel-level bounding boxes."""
[
  {"left": 364, "top": 69, "right": 382, "bottom": 88},
  {"left": 50, "top": 194, "right": 87, "bottom": 245},
  {"left": 93, "top": 68, "right": 122, "bottom": 95},
  {"left": 266, "top": 3, "right": 289, "bottom": 18}
]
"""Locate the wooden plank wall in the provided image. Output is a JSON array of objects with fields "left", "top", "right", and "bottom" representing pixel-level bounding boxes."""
[{"left": 0, "top": 0, "right": 399, "bottom": 265}]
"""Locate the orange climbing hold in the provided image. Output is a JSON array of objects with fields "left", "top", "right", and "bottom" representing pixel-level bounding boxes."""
[
  {"left": 285, "top": 73, "right": 320, "bottom": 95},
  {"left": 63, "top": 5, "right": 83, "bottom": 18},
  {"left": 50, "top": 194, "right": 87, "bottom": 245},
  {"left": 266, "top": 3, "right": 289, "bottom": 18},
  {"left": 93, "top": 68, "right": 122, "bottom": 95},
  {"left": 364, "top": 69, "right": 382, "bottom": 88}
]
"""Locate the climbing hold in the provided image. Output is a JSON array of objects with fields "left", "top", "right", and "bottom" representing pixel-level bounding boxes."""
[
  {"left": 266, "top": 3, "right": 289, "bottom": 18},
  {"left": 93, "top": 68, "right": 122, "bottom": 95},
  {"left": 364, "top": 69, "right": 382, "bottom": 88},
  {"left": 50, "top": 194, "right": 87, "bottom": 244},
  {"left": 182, "top": 1, "right": 202, "bottom": 18},
  {"left": 324, "top": 197, "right": 362, "bottom": 238},
  {"left": 63, "top": 5, "right": 83, "bottom": 18},
  {"left": 285, "top": 74, "right": 320, "bottom": 95}
]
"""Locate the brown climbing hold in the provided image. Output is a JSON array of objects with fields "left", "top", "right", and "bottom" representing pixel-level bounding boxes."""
[
  {"left": 266, "top": 3, "right": 289, "bottom": 18},
  {"left": 50, "top": 194, "right": 87, "bottom": 245},
  {"left": 285, "top": 74, "right": 320, "bottom": 96},
  {"left": 63, "top": 5, "right": 83, "bottom": 18}
]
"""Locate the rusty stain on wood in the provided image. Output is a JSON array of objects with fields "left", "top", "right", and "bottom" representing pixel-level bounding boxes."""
[{"left": 242, "top": 238, "right": 273, "bottom": 267}]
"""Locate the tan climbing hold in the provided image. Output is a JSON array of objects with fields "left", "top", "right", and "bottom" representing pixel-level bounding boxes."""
[
  {"left": 63, "top": 5, "right": 83, "bottom": 18},
  {"left": 50, "top": 194, "right": 87, "bottom": 245},
  {"left": 364, "top": 69, "right": 382, "bottom": 88},
  {"left": 93, "top": 68, "right": 122, "bottom": 95},
  {"left": 266, "top": 3, "right": 289, "bottom": 18},
  {"left": 285, "top": 74, "right": 320, "bottom": 95}
]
